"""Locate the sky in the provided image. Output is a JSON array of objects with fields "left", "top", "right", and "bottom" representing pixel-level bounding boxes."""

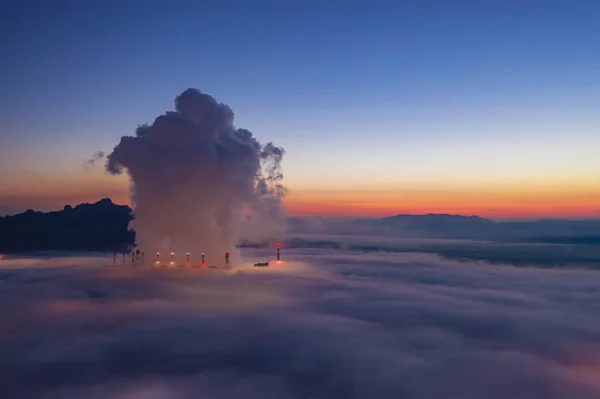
[{"left": 1, "top": 0, "right": 599, "bottom": 218}]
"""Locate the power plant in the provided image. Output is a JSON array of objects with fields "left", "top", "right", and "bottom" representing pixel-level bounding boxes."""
[
  {"left": 254, "top": 242, "right": 282, "bottom": 267},
  {"left": 152, "top": 251, "right": 232, "bottom": 268},
  {"left": 110, "top": 243, "right": 283, "bottom": 268}
]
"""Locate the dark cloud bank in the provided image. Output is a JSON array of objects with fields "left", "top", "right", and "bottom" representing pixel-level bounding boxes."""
[{"left": 1, "top": 250, "right": 600, "bottom": 399}]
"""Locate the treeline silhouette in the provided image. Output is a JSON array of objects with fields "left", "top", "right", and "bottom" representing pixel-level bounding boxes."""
[{"left": 0, "top": 198, "right": 135, "bottom": 253}]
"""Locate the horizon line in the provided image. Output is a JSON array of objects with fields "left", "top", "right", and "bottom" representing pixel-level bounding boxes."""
[{"left": 2, "top": 197, "right": 599, "bottom": 222}]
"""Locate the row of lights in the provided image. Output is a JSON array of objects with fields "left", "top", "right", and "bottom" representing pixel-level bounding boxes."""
[
  {"left": 155, "top": 252, "right": 208, "bottom": 266},
  {"left": 154, "top": 245, "right": 281, "bottom": 266}
]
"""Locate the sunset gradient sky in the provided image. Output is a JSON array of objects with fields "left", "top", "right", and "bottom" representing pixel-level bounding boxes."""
[{"left": 1, "top": 1, "right": 599, "bottom": 218}]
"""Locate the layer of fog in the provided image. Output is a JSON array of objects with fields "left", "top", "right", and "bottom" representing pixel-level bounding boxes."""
[{"left": 1, "top": 250, "right": 600, "bottom": 398}]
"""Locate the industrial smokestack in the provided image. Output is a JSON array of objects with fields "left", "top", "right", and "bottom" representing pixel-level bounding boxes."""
[{"left": 101, "top": 88, "right": 287, "bottom": 265}]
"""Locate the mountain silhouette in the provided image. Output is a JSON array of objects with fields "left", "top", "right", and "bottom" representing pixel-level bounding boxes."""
[
  {"left": 1, "top": 200, "right": 599, "bottom": 253},
  {"left": 0, "top": 198, "right": 135, "bottom": 253},
  {"left": 286, "top": 213, "right": 600, "bottom": 244}
]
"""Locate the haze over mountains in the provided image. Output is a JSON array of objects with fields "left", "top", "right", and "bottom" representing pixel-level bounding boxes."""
[
  {"left": 288, "top": 214, "right": 600, "bottom": 244},
  {"left": 0, "top": 198, "right": 599, "bottom": 253}
]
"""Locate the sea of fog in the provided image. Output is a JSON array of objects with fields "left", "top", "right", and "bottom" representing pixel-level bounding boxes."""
[{"left": 1, "top": 240, "right": 600, "bottom": 399}]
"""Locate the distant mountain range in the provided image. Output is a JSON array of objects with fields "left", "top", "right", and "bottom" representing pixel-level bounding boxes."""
[
  {"left": 286, "top": 214, "right": 600, "bottom": 244},
  {"left": 1, "top": 199, "right": 599, "bottom": 253}
]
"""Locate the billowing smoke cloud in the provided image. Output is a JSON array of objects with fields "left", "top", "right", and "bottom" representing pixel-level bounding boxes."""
[{"left": 104, "top": 89, "right": 286, "bottom": 264}]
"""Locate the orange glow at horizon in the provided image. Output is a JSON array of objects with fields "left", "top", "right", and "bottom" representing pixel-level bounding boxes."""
[
  {"left": 0, "top": 171, "right": 131, "bottom": 213},
  {"left": 283, "top": 182, "right": 600, "bottom": 218},
  {"left": 2, "top": 170, "right": 599, "bottom": 219}
]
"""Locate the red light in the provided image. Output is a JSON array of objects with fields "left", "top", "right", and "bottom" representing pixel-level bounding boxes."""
[{"left": 276, "top": 243, "right": 281, "bottom": 247}]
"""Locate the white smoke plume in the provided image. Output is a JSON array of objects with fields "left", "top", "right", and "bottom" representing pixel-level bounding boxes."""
[{"left": 104, "top": 88, "right": 287, "bottom": 265}]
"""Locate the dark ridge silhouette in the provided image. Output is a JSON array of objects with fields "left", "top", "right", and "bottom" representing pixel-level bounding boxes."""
[
  {"left": 0, "top": 198, "right": 135, "bottom": 253},
  {"left": 286, "top": 214, "right": 600, "bottom": 243},
  {"left": 1, "top": 200, "right": 599, "bottom": 254}
]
